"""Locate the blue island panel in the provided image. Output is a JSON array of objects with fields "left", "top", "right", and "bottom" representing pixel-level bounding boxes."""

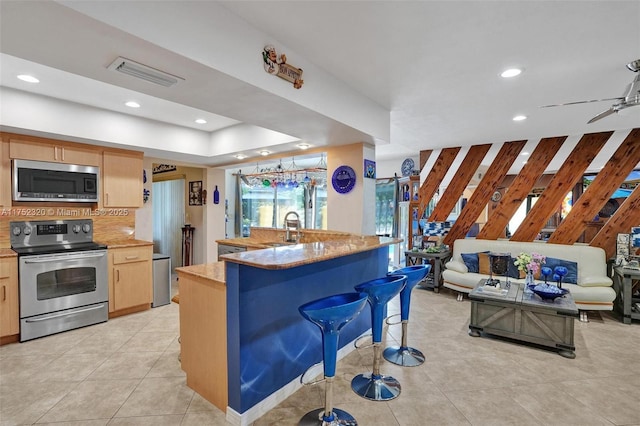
[{"left": 225, "top": 247, "right": 388, "bottom": 414}]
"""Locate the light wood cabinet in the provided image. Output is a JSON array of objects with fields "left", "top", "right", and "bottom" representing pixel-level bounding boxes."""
[
  {"left": 0, "top": 137, "right": 10, "bottom": 207},
  {"left": 0, "top": 256, "right": 19, "bottom": 339},
  {"left": 9, "top": 137, "right": 101, "bottom": 166},
  {"left": 108, "top": 245, "right": 152, "bottom": 313},
  {"left": 103, "top": 150, "right": 143, "bottom": 208}
]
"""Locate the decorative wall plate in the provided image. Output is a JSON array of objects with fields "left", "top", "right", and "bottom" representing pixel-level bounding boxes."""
[
  {"left": 332, "top": 165, "right": 356, "bottom": 194},
  {"left": 401, "top": 158, "right": 415, "bottom": 177}
]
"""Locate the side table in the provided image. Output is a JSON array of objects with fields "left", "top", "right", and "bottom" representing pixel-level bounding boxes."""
[
  {"left": 404, "top": 249, "right": 451, "bottom": 293},
  {"left": 612, "top": 266, "right": 640, "bottom": 324}
]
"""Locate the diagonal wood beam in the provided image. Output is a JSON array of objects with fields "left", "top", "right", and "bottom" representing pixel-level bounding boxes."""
[
  {"left": 429, "top": 144, "right": 491, "bottom": 222},
  {"left": 418, "top": 147, "right": 460, "bottom": 218},
  {"left": 477, "top": 137, "right": 567, "bottom": 240},
  {"left": 549, "top": 128, "right": 640, "bottom": 244},
  {"left": 511, "top": 132, "right": 613, "bottom": 242},
  {"left": 419, "top": 150, "right": 432, "bottom": 172},
  {"left": 590, "top": 185, "right": 640, "bottom": 259},
  {"left": 444, "top": 140, "right": 527, "bottom": 245}
]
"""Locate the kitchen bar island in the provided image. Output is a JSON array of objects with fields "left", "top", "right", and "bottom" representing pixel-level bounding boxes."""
[{"left": 176, "top": 235, "right": 399, "bottom": 426}]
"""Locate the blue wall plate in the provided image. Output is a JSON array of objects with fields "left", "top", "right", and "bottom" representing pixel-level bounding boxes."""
[
  {"left": 401, "top": 158, "right": 414, "bottom": 176},
  {"left": 332, "top": 165, "right": 356, "bottom": 194}
]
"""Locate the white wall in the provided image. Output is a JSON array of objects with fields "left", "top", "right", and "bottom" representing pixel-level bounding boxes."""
[
  {"left": 205, "top": 167, "right": 228, "bottom": 262},
  {"left": 134, "top": 157, "right": 154, "bottom": 242}
]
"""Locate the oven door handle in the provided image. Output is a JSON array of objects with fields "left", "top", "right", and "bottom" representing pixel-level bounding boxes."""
[
  {"left": 23, "top": 252, "right": 106, "bottom": 264},
  {"left": 24, "top": 304, "right": 106, "bottom": 323}
]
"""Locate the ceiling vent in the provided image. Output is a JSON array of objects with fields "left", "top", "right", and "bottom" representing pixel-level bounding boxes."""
[{"left": 108, "top": 57, "right": 184, "bottom": 87}]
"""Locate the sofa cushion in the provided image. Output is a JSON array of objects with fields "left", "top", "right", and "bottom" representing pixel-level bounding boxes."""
[
  {"left": 445, "top": 260, "right": 468, "bottom": 274},
  {"left": 478, "top": 252, "right": 491, "bottom": 275},
  {"left": 507, "top": 258, "right": 525, "bottom": 279},
  {"left": 580, "top": 275, "right": 613, "bottom": 287}
]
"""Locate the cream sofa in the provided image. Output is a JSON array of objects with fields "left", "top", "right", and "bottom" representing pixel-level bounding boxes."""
[{"left": 442, "top": 239, "right": 615, "bottom": 318}]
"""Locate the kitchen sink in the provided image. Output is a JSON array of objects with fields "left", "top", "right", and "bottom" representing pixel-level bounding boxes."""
[{"left": 263, "top": 241, "right": 294, "bottom": 247}]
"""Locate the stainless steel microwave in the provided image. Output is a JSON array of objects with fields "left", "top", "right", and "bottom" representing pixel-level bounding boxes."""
[{"left": 13, "top": 159, "right": 99, "bottom": 203}]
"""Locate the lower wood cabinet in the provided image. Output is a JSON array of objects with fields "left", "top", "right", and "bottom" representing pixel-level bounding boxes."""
[
  {"left": 0, "top": 256, "right": 19, "bottom": 340},
  {"left": 108, "top": 245, "right": 152, "bottom": 314}
]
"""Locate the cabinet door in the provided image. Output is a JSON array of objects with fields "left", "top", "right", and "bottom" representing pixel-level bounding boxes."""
[
  {"left": 0, "top": 258, "right": 19, "bottom": 338},
  {"left": 9, "top": 138, "right": 101, "bottom": 166},
  {"left": 103, "top": 150, "right": 143, "bottom": 208},
  {"left": 112, "top": 261, "right": 152, "bottom": 311},
  {"left": 0, "top": 138, "right": 10, "bottom": 207}
]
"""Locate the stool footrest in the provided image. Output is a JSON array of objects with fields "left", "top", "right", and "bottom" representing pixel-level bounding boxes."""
[{"left": 300, "top": 362, "right": 326, "bottom": 386}]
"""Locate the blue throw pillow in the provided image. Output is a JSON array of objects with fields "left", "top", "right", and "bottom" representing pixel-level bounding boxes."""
[
  {"left": 544, "top": 257, "right": 578, "bottom": 284},
  {"left": 507, "top": 257, "right": 524, "bottom": 279},
  {"left": 461, "top": 252, "right": 479, "bottom": 273}
]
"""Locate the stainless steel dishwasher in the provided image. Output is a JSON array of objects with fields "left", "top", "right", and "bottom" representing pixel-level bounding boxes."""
[{"left": 152, "top": 253, "right": 171, "bottom": 307}]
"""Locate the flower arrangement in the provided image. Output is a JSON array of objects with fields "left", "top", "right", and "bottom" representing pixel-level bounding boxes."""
[{"left": 514, "top": 252, "right": 546, "bottom": 274}]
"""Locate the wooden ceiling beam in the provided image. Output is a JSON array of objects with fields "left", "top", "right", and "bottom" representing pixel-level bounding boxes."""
[
  {"left": 510, "top": 131, "right": 612, "bottom": 242},
  {"left": 429, "top": 144, "right": 491, "bottom": 222},
  {"left": 477, "top": 136, "right": 567, "bottom": 240},
  {"left": 590, "top": 185, "right": 640, "bottom": 259},
  {"left": 444, "top": 140, "right": 526, "bottom": 245},
  {"left": 418, "top": 147, "right": 460, "bottom": 218},
  {"left": 419, "top": 150, "right": 432, "bottom": 172},
  {"left": 549, "top": 128, "right": 640, "bottom": 244}
]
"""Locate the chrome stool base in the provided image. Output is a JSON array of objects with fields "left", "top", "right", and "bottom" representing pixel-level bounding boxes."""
[
  {"left": 383, "top": 345, "right": 425, "bottom": 367},
  {"left": 351, "top": 373, "right": 401, "bottom": 401},
  {"left": 299, "top": 408, "right": 358, "bottom": 426}
]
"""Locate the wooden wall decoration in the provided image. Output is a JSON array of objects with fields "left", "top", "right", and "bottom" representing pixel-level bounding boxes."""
[
  {"left": 429, "top": 144, "right": 491, "bottom": 222},
  {"left": 590, "top": 185, "right": 640, "bottom": 259},
  {"left": 477, "top": 137, "right": 567, "bottom": 240},
  {"left": 444, "top": 140, "right": 526, "bottom": 245},
  {"left": 549, "top": 128, "right": 640, "bottom": 244},
  {"left": 510, "top": 131, "right": 613, "bottom": 242},
  {"left": 417, "top": 147, "right": 460, "bottom": 218},
  {"left": 414, "top": 128, "right": 639, "bottom": 256},
  {"left": 419, "top": 150, "right": 432, "bottom": 172}
]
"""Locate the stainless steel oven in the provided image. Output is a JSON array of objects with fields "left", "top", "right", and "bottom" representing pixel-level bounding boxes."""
[{"left": 11, "top": 219, "right": 108, "bottom": 342}]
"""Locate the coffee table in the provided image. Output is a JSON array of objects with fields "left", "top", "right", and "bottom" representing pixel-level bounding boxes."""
[{"left": 468, "top": 280, "right": 579, "bottom": 358}]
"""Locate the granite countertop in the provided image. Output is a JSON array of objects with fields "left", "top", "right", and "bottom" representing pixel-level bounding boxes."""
[
  {"left": 176, "top": 261, "right": 226, "bottom": 283},
  {"left": 0, "top": 248, "right": 17, "bottom": 258},
  {"left": 216, "top": 237, "right": 285, "bottom": 250},
  {"left": 98, "top": 239, "right": 154, "bottom": 249},
  {"left": 220, "top": 236, "right": 401, "bottom": 270}
]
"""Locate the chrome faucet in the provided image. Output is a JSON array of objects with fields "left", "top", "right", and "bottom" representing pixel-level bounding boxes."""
[{"left": 284, "top": 211, "right": 301, "bottom": 243}]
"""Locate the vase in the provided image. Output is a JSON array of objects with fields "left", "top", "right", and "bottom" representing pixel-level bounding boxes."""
[{"left": 524, "top": 269, "right": 535, "bottom": 293}]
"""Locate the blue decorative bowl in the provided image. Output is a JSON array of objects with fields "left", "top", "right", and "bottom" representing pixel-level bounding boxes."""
[{"left": 528, "top": 284, "right": 569, "bottom": 301}]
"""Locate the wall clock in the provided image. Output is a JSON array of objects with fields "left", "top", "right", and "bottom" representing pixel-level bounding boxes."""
[
  {"left": 401, "top": 158, "right": 415, "bottom": 177},
  {"left": 332, "top": 165, "right": 356, "bottom": 194}
]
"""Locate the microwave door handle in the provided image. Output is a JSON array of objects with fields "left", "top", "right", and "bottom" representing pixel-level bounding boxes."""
[{"left": 23, "top": 252, "right": 106, "bottom": 263}]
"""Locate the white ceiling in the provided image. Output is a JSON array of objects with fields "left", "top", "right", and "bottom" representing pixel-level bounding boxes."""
[{"left": 1, "top": 1, "right": 639, "bottom": 172}]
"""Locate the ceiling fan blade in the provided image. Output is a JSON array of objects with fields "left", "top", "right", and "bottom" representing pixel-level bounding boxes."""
[
  {"left": 541, "top": 97, "right": 624, "bottom": 108},
  {"left": 587, "top": 108, "right": 616, "bottom": 124}
]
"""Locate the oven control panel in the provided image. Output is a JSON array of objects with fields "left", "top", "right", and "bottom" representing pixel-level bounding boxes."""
[{"left": 10, "top": 219, "right": 94, "bottom": 248}]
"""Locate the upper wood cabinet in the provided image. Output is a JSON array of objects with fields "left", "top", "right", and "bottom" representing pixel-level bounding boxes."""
[
  {"left": 103, "top": 149, "right": 143, "bottom": 208},
  {"left": 9, "top": 137, "right": 101, "bottom": 166},
  {"left": 0, "top": 137, "right": 10, "bottom": 207},
  {"left": 0, "top": 256, "right": 19, "bottom": 339}
]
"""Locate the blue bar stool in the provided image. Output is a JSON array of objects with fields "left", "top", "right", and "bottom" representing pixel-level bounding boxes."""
[
  {"left": 351, "top": 275, "right": 406, "bottom": 401},
  {"left": 384, "top": 264, "right": 431, "bottom": 367},
  {"left": 299, "top": 292, "right": 368, "bottom": 426}
]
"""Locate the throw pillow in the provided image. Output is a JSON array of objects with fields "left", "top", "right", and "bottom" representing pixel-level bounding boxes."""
[
  {"left": 544, "top": 257, "right": 578, "bottom": 284},
  {"left": 507, "top": 258, "right": 525, "bottom": 279},
  {"left": 461, "top": 252, "right": 479, "bottom": 273},
  {"left": 478, "top": 252, "right": 491, "bottom": 275}
]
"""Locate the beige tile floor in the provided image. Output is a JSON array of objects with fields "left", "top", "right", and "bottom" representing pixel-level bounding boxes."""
[{"left": 2, "top": 276, "right": 639, "bottom": 425}]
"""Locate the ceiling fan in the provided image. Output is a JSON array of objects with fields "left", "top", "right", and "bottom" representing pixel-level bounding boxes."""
[{"left": 542, "top": 59, "right": 640, "bottom": 124}]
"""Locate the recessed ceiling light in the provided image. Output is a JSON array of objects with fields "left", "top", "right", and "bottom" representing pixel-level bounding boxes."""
[
  {"left": 195, "top": 118, "right": 207, "bottom": 124},
  {"left": 512, "top": 115, "right": 527, "bottom": 121},
  {"left": 520, "top": 151, "right": 530, "bottom": 156},
  {"left": 17, "top": 74, "right": 39, "bottom": 83},
  {"left": 234, "top": 154, "right": 248, "bottom": 160},
  {"left": 501, "top": 68, "right": 522, "bottom": 78},
  {"left": 260, "top": 150, "right": 270, "bottom": 156},
  {"left": 297, "top": 143, "right": 310, "bottom": 150},
  {"left": 125, "top": 101, "right": 141, "bottom": 108}
]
